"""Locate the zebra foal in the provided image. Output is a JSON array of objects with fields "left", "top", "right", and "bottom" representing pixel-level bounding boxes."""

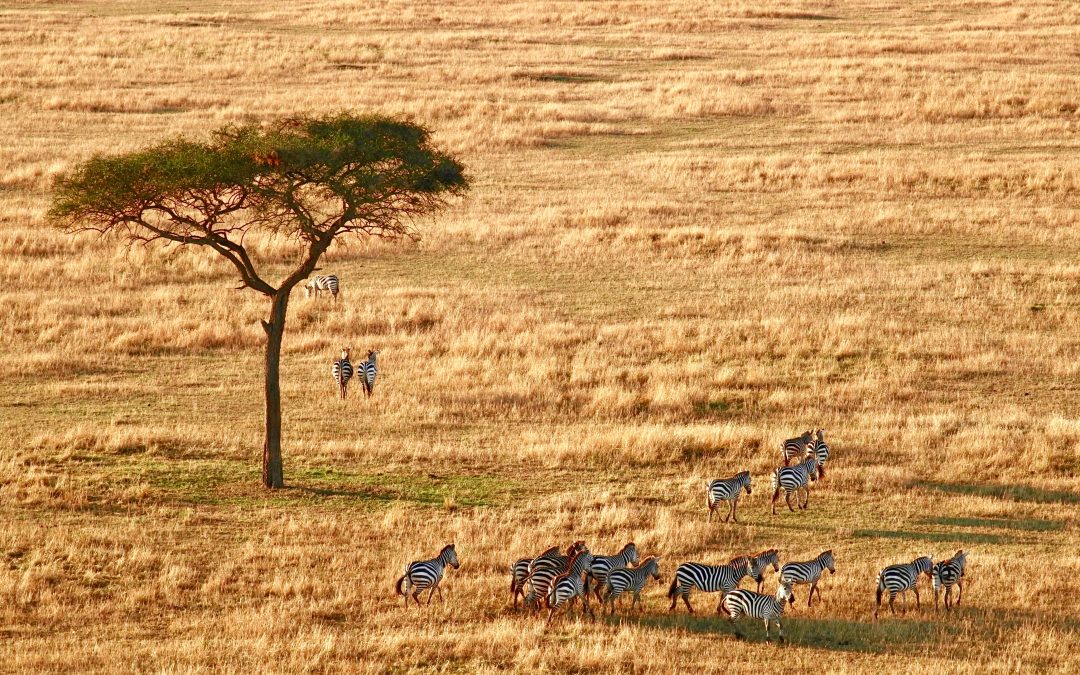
[
  {"left": 395, "top": 544, "right": 460, "bottom": 608},
  {"left": 603, "top": 556, "right": 662, "bottom": 615},
  {"left": 780, "top": 550, "right": 835, "bottom": 607},
  {"left": 707, "top": 471, "right": 752, "bottom": 523},
  {"left": 545, "top": 550, "right": 596, "bottom": 624},
  {"left": 722, "top": 582, "right": 795, "bottom": 643},
  {"left": 586, "top": 542, "right": 638, "bottom": 603}
]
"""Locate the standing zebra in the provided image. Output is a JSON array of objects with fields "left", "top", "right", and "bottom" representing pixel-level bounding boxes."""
[
  {"left": 394, "top": 544, "right": 460, "bottom": 608},
  {"left": 781, "top": 430, "right": 814, "bottom": 465},
  {"left": 722, "top": 582, "right": 795, "bottom": 643},
  {"left": 748, "top": 549, "right": 781, "bottom": 593},
  {"left": 510, "top": 545, "right": 561, "bottom": 609},
  {"left": 667, "top": 555, "right": 755, "bottom": 614},
  {"left": 545, "top": 550, "right": 596, "bottom": 624},
  {"left": 586, "top": 542, "right": 639, "bottom": 603},
  {"left": 602, "top": 556, "right": 662, "bottom": 615},
  {"left": 780, "top": 550, "right": 835, "bottom": 606},
  {"left": 707, "top": 471, "right": 752, "bottom": 523},
  {"left": 875, "top": 555, "right": 933, "bottom": 618},
  {"left": 304, "top": 274, "right": 340, "bottom": 302},
  {"left": 360, "top": 349, "right": 379, "bottom": 398},
  {"left": 770, "top": 455, "right": 818, "bottom": 514},
  {"left": 807, "top": 428, "right": 830, "bottom": 479},
  {"left": 331, "top": 347, "right": 353, "bottom": 400},
  {"left": 933, "top": 550, "right": 967, "bottom": 611}
]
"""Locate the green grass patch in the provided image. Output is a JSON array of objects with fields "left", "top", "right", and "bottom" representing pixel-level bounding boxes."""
[
  {"left": 916, "top": 481, "right": 1079, "bottom": 505},
  {"left": 923, "top": 516, "right": 1065, "bottom": 532},
  {"left": 853, "top": 529, "right": 1009, "bottom": 545}
]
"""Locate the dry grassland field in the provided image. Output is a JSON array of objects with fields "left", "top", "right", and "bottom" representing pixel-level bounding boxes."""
[{"left": 2, "top": 0, "right": 1080, "bottom": 672}]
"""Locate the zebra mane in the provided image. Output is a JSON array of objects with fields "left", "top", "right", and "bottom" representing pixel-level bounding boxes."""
[{"left": 439, "top": 543, "right": 456, "bottom": 556}]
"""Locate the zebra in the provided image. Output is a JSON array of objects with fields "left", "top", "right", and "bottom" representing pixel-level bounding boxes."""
[
  {"left": 780, "top": 550, "right": 835, "bottom": 606},
  {"left": 933, "top": 550, "right": 967, "bottom": 611},
  {"left": 707, "top": 471, "right": 752, "bottom": 523},
  {"left": 524, "top": 542, "right": 588, "bottom": 611},
  {"left": 770, "top": 454, "right": 818, "bottom": 514},
  {"left": 394, "top": 544, "right": 460, "bottom": 608},
  {"left": 545, "top": 550, "right": 596, "bottom": 624},
  {"left": 586, "top": 542, "right": 638, "bottom": 603},
  {"left": 510, "top": 545, "right": 560, "bottom": 609},
  {"left": 667, "top": 555, "right": 756, "bottom": 614},
  {"left": 748, "top": 549, "right": 781, "bottom": 593},
  {"left": 304, "top": 274, "right": 340, "bottom": 302},
  {"left": 781, "top": 430, "right": 813, "bottom": 465},
  {"left": 875, "top": 555, "right": 934, "bottom": 619},
  {"left": 360, "top": 350, "right": 379, "bottom": 397},
  {"left": 806, "top": 428, "right": 830, "bottom": 479},
  {"left": 602, "top": 556, "right": 662, "bottom": 615},
  {"left": 331, "top": 347, "right": 353, "bottom": 400},
  {"left": 721, "top": 582, "right": 795, "bottom": 643}
]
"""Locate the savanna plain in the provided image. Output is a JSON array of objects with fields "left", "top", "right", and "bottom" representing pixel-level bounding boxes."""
[{"left": 1, "top": 0, "right": 1079, "bottom": 672}]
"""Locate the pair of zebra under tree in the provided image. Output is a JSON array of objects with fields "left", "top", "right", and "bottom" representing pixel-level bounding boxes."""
[{"left": 331, "top": 347, "right": 378, "bottom": 400}]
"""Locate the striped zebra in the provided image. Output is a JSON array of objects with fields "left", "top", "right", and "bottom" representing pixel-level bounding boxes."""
[
  {"left": 360, "top": 350, "right": 379, "bottom": 398},
  {"left": 510, "top": 545, "right": 560, "bottom": 609},
  {"left": 524, "top": 542, "right": 588, "bottom": 612},
  {"left": 721, "top": 582, "right": 795, "bottom": 643},
  {"left": 780, "top": 550, "right": 835, "bottom": 606},
  {"left": 585, "top": 542, "right": 638, "bottom": 603},
  {"left": 545, "top": 550, "right": 596, "bottom": 624},
  {"left": 875, "top": 555, "right": 933, "bottom": 619},
  {"left": 331, "top": 347, "right": 353, "bottom": 400},
  {"left": 933, "top": 550, "right": 967, "bottom": 611},
  {"left": 781, "top": 430, "right": 813, "bottom": 465},
  {"left": 394, "top": 544, "right": 460, "bottom": 608},
  {"left": 707, "top": 471, "right": 752, "bottom": 523},
  {"left": 304, "top": 274, "right": 340, "bottom": 302},
  {"left": 806, "top": 428, "right": 830, "bottom": 479},
  {"left": 602, "top": 556, "right": 662, "bottom": 615},
  {"left": 770, "top": 454, "right": 818, "bottom": 515},
  {"left": 667, "top": 555, "right": 755, "bottom": 614},
  {"left": 749, "top": 549, "right": 781, "bottom": 593}
]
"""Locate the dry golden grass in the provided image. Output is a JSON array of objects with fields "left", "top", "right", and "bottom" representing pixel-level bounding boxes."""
[{"left": 1, "top": 0, "right": 1079, "bottom": 672}]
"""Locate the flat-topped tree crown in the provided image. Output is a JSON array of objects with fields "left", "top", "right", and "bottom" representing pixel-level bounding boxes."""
[{"left": 49, "top": 113, "right": 468, "bottom": 488}]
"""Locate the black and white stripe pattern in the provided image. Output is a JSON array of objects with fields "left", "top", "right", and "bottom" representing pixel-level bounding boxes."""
[
  {"left": 721, "top": 582, "right": 795, "bottom": 642},
  {"left": 933, "top": 550, "right": 967, "bottom": 611},
  {"left": 780, "top": 550, "right": 835, "bottom": 606},
  {"left": 304, "top": 274, "right": 340, "bottom": 301},
  {"left": 603, "top": 557, "right": 662, "bottom": 615},
  {"left": 707, "top": 471, "right": 752, "bottom": 523},
  {"left": 875, "top": 555, "right": 933, "bottom": 618},
  {"left": 748, "top": 549, "right": 781, "bottom": 593},
  {"left": 807, "top": 428, "right": 830, "bottom": 479},
  {"left": 587, "top": 542, "right": 639, "bottom": 602},
  {"left": 525, "top": 542, "right": 587, "bottom": 612},
  {"left": 770, "top": 455, "right": 818, "bottom": 514},
  {"left": 545, "top": 551, "right": 596, "bottom": 624},
  {"left": 360, "top": 350, "right": 379, "bottom": 397},
  {"left": 782, "top": 430, "right": 813, "bottom": 465},
  {"left": 395, "top": 544, "right": 460, "bottom": 608},
  {"left": 667, "top": 556, "right": 754, "bottom": 614},
  {"left": 510, "top": 545, "right": 560, "bottom": 609},
  {"left": 331, "top": 347, "right": 353, "bottom": 400}
]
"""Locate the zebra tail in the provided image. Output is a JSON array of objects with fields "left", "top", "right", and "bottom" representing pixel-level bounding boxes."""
[
  {"left": 770, "top": 469, "right": 779, "bottom": 491},
  {"left": 667, "top": 578, "right": 679, "bottom": 599},
  {"left": 395, "top": 575, "right": 407, "bottom": 596}
]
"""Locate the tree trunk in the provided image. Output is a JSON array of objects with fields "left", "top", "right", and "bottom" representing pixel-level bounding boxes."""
[{"left": 261, "top": 292, "right": 289, "bottom": 489}]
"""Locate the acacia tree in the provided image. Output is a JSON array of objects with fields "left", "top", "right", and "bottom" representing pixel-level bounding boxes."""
[{"left": 49, "top": 114, "right": 468, "bottom": 488}]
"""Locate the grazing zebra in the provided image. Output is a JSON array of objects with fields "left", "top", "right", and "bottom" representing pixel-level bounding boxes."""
[
  {"left": 780, "top": 550, "right": 835, "bottom": 606},
  {"left": 770, "top": 455, "right": 818, "bottom": 514},
  {"left": 510, "top": 545, "right": 560, "bottom": 609},
  {"left": 806, "top": 428, "right": 830, "bottom": 479},
  {"left": 304, "top": 274, "right": 340, "bottom": 302},
  {"left": 749, "top": 549, "right": 781, "bottom": 593},
  {"left": 722, "top": 582, "right": 795, "bottom": 642},
  {"left": 707, "top": 471, "right": 752, "bottom": 523},
  {"left": 545, "top": 550, "right": 596, "bottom": 624},
  {"left": 603, "top": 556, "right": 662, "bottom": 615},
  {"left": 667, "top": 556, "right": 755, "bottom": 614},
  {"left": 875, "top": 555, "right": 934, "bottom": 618},
  {"left": 331, "top": 347, "right": 353, "bottom": 400},
  {"left": 782, "top": 430, "right": 813, "bottom": 465},
  {"left": 587, "top": 542, "right": 639, "bottom": 603},
  {"left": 525, "top": 542, "right": 588, "bottom": 611},
  {"left": 360, "top": 350, "right": 379, "bottom": 397},
  {"left": 394, "top": 544, "right": 460, "bottom": 608},
  {"left": 933, "top": 550, "right": 967, "bottom": 611}
]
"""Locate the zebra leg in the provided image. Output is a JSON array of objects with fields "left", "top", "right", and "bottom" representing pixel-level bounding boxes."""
[
  {"left": 913, "top": 586, "right": 921, "bottom": 609},
  {"left": 771, "top": 488, "right": 780, "bottom": 515},
  {"left": 785, "top": 491, "right": 795, "bottom": 512},
  {"left": 683, "top": 593, "right": 694, "bottom": 614},
  {"left": 546, "top": 606, "right": 557, "bottom": 625},
  {"left": 436, "top": 585, "right": 445, "bottom": 603},
  {"left": 777, "top": 617, "right": 784, "bottom": 643},
  {"left": 888, "top": 591, "right": 897, "bottom": 615},
  {"left": 708, "top": 504, "right": 714, "bottom": 522},
  {"left": 764, "top": 618, "right": 770, "bottom": 640},
  {"left": 412, "top": 589, "right": 423, "bottom": 607},
  {"left": 426, "top": 586, "right": 437, "bottom": 604},
  {"left": 808, "top": 581, "right": 817, "bottom": 607},
  {"left": 956, "top": 580, "right": 963, "bottom": 606}
]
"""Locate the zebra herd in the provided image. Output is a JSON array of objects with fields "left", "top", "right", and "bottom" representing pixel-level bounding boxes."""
[{"left": 305, "top": 274, "right": 380, "bottom": 401}]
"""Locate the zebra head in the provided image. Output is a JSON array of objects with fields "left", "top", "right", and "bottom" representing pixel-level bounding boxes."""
[
  {"left": 820, "top": 550, "right": 835, "bottom": 574},
  {"left": 340, "top": 346, "right": 351, "bottom": 360},
  {"left": 645, "top": 556, "right": 662, "bottom": 583},
  {"left": 565, "top": 540, "right": 587, "bottom": 556},
  {"left": 776, "top": 581, "right": 795, "bottom": 606},
  {"left": 303, "top": 277, "right": 318, "bottom": 297},
  {"left": 367, "top": 349, "right": 379, "bottom": 362},
  {"left": 739, "top": 470, "right": 752, "bottom": 494},
  {"left": 623, "top": 542, "right": 639, "bottom": 566},
  {"left": 729, "top": 555, "right": 753, "bottom": 582},
  {"left": 913, "top": 555, "right": 933, "bottom": 577},
  {"left": 440, "top": 544, "right": 460, "bottom": 569}
]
